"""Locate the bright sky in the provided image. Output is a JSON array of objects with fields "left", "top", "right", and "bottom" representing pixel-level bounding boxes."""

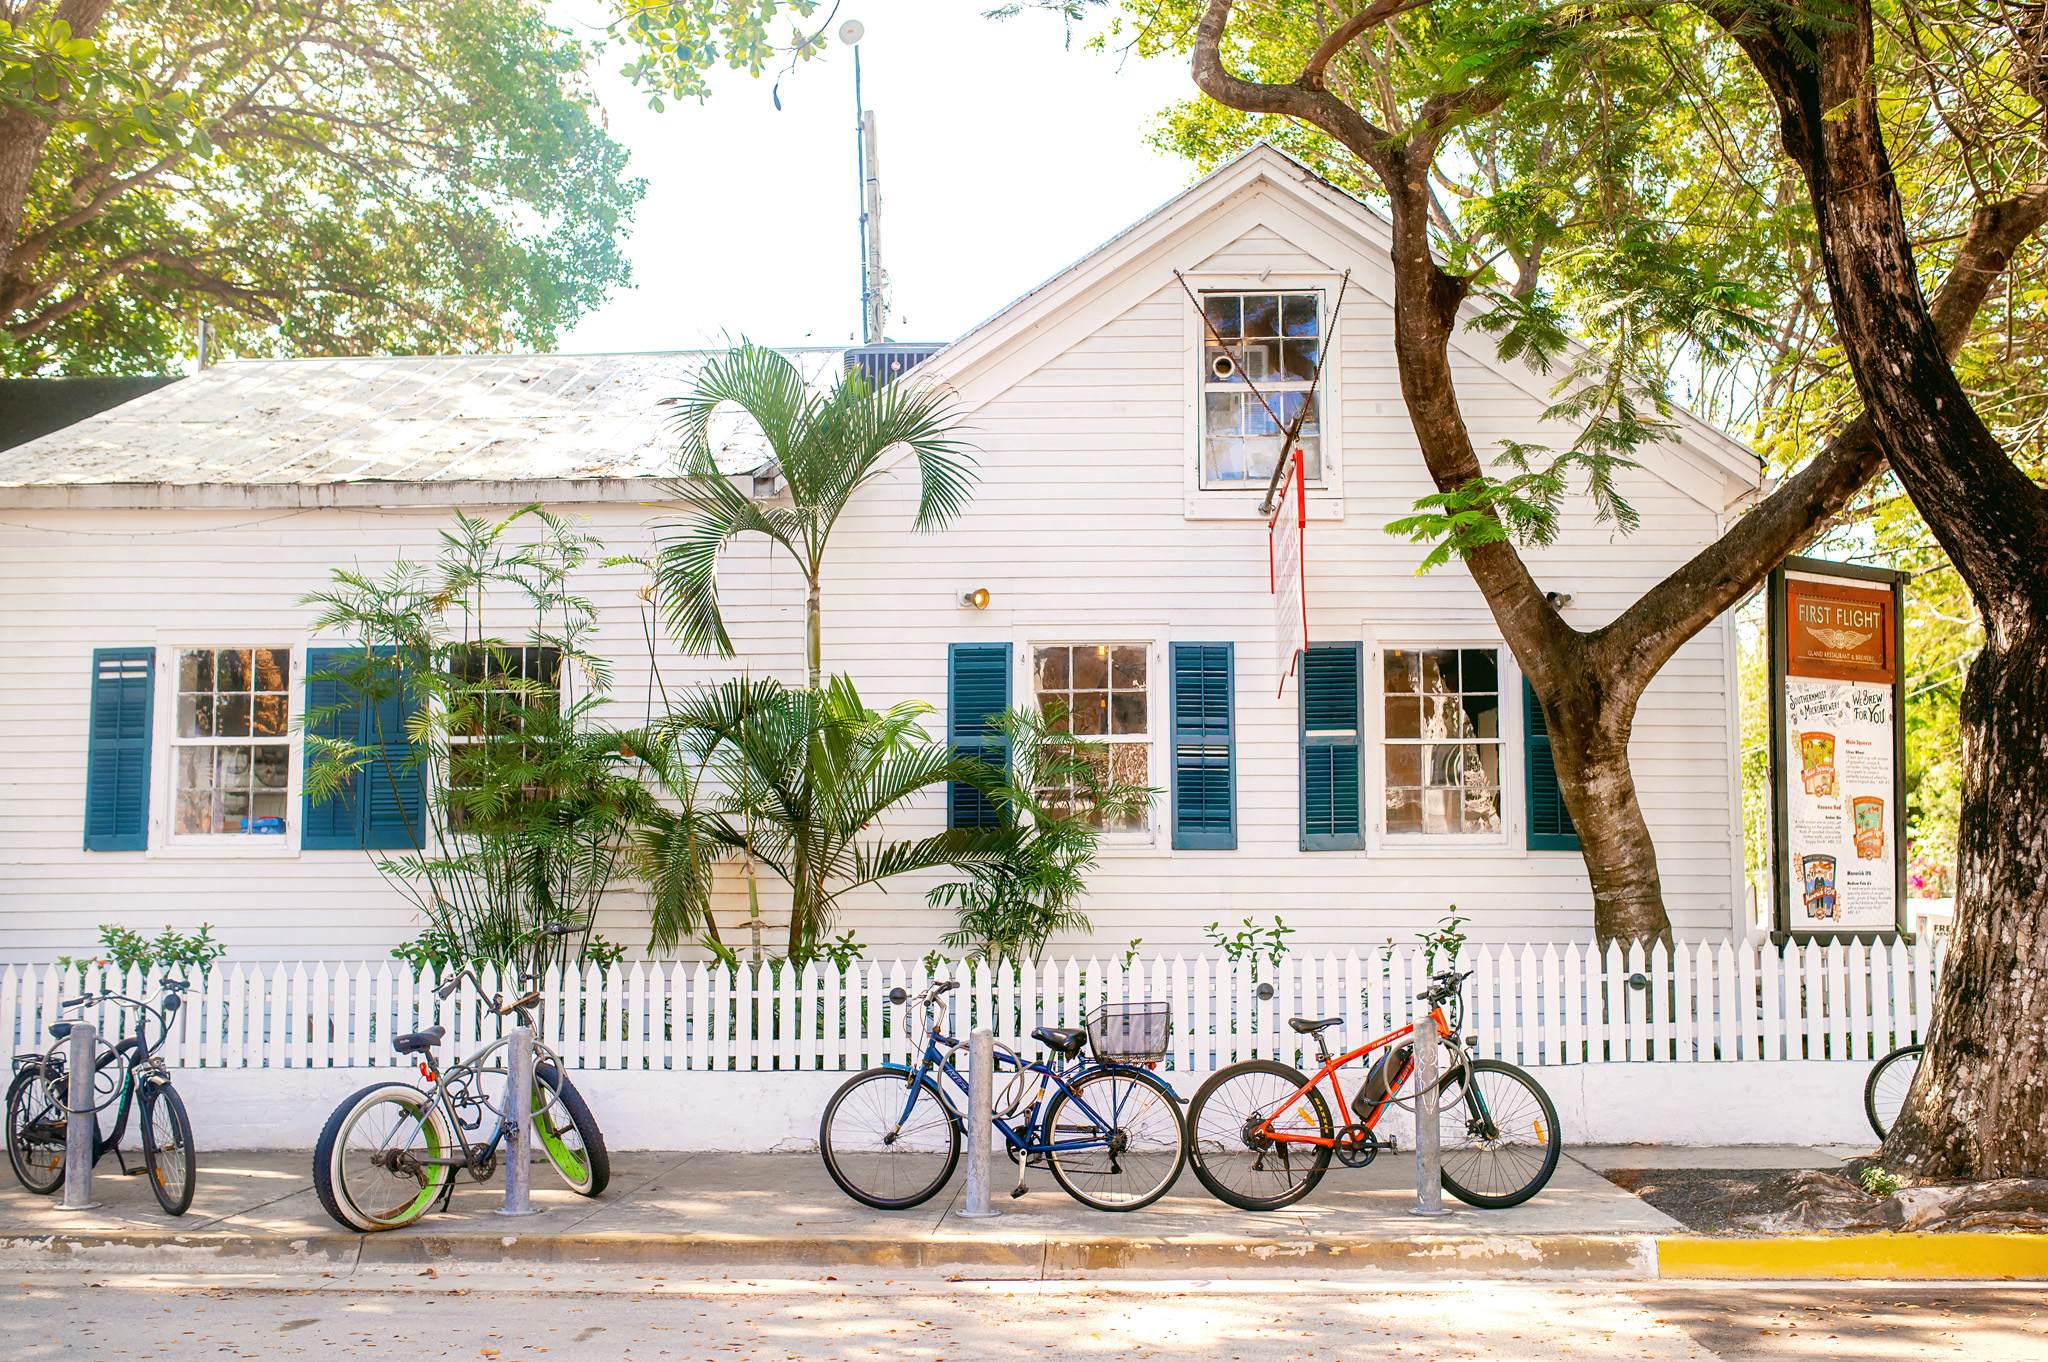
[{"left": 554, "top": 2, "right": 1199, "bottom": 353}]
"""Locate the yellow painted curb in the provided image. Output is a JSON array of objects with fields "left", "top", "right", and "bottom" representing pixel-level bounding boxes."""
[{"left": 1659, "top": 1233, "right": 2048, "bottom": 1280}]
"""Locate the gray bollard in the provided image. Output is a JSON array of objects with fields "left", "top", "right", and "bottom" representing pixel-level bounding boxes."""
[
  {"left": 955, "top": 1027, "right": 1000, "bottom": 1219},
  {"left": 495, "top": 1026, "right": 538, "bottom": 1217},
  {"left": 1410, "top": 1011, "right": 1449, "bottom": 1217},
  {"left": 58, "top": 1022, "right": 99, "bottom": 1210}
]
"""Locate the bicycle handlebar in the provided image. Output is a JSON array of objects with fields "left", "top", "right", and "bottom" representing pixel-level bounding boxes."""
[{"left": 1415, "top": 968, "right": 1474, "bottom": 1002}]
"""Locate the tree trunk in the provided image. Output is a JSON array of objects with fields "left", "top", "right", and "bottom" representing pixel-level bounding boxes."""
[
  {"left": 806, "top": 571, "right": 822, "bottom": 692},
  {"left": 1544, "top": 698, "right": 1669, "bottom": 944},
  {"left": 0, "top": 0, "right": 118, "bottom": 282},
  {"left": 1716, "top": 0, "right": 2048, "bottom": 1174}
]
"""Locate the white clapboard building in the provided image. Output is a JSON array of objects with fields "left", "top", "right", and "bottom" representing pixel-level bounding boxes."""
[{"left": 0, "top": 146, "right": 1762, "bottom": 962}]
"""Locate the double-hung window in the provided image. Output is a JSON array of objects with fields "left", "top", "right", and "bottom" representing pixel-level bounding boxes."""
[
  {"left": 1200, "top": 291, "right": 1322, "bottom": 489},
  {"left": 1381, "top": 647, "right": 1501, "bottom": 837},
  {"left": 172, "top": 648, "right": 293, "bottom": 837},
  {"left": 1033, "top": 643, "right": 1150, "bottom": 833}
]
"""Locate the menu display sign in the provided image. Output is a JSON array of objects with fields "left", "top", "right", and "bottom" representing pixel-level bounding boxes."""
[{"left": 1768, "top": 560, "right": 1909, "bottom": 940}]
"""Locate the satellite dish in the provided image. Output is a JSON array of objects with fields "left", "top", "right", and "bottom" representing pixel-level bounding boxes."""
[{"left": 838, "top": 19, "right": 864, "bottom": 44}]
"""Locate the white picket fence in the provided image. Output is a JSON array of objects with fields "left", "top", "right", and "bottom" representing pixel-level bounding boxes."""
[{"left": 1, "top": 937, "right": 1944, "bottom": 1075}]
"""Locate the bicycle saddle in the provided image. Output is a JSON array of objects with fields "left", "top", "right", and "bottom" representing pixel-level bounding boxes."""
[
  {"left": 46, "top": 1021, "right": 72, "bottom": 1041},
  {"left": 392, "top": 1026, "right": 445, "bottom": 1055},
  {"left": 1031, "top": 1026, "right": 1089, "bottom": 1056},
  {"left": 1288, "top": 1016, "right": 1345, "bottom": 1035}
]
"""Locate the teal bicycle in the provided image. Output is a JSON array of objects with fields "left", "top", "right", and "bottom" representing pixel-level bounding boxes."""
[{"left": 818, "top": 979, "right": 1188, "bottom": 1212}]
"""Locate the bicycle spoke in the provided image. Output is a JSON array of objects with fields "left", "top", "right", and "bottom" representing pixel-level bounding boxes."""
[
  {"left": 1044, "top": 1072, "right": 1184, "bottom": 1210},
  {"left": 339, "top": 1097, "right": 443, "bottom": 1224},
  {"left": 821, "top": 1072, "right": 958, "bottom": 1209}
]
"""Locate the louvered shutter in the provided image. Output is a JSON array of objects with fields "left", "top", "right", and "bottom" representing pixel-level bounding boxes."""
[
  {"left": 1171, "top": 643, "right": 1236, "bottom": 850},
  {"left": 947, "top": 643, "right": 1011, "bottom": 829},
  {"left": 1524, "top": 677, "right": 1581, "bottom": 851},
  {"left": 83, "top": 647, "right": 154, "bottom": 851},
  {"left": 1300, "top": 643, "right": 1363, "bottom": 850},
  {"left": 304, "top": 647, "right": 424, "bottom": 850}
]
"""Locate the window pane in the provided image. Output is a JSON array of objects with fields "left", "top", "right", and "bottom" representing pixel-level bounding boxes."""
[
  {"left": 1111, "top": 692, "right": 1146, "bottom": 734},
  {"left": 1070, "top": 692, "right": 1106, "bottom": 736},
  {"left": 1463, "top": 693, "right": 1499, "bottom": 740},
  {"left": 1384, "top": 650, "right": 1418, "bottom": 694},
  {"left": 218, "top": 693, "right": 252, "bottom": 737},
  {"left": 175, "top": 793, "right": 211, "bottom": 836},
  {"left": 1278, "top": 390, "right": 1318, "bottom": 434},
  {"left": 1205, "top": 344, "right": 1245, "bottom": 384},
  {"left": 254, "top": 648, "right": 290, "bottom": 692},
  {"left": 1073, "top": 646, "right": 1108, "bottom": 691},
  {"left": 1245, "top": 401, "right": 1278, "bottom": 437},
  {"left": 1107, "top": 744, "right": 1149, "bottom": 832},
  {"left": 1244, "top": 434, "right": 1283, "bottom": 482},
  {"left": 1204, "top": 294, "right": 1241, "bottom": 340},
  {"left": 253, "top": 744, "right": 289, "bottom": 789},
  {"left": 1280, "top": 337, "right": 1319, "bottom": 381},
  {"left": 219, "top": 746, "right": 254, "bottom": 787},
  {"left": 1461, "top": 649, "right": 1498, "bottom": 693},
  {"left": 178, "top": 694, "right": 213, "bottom": 739},
  {"left": 1242, "top": 294, "right": 1279, "bottom": 337},
  {"left": 1041, "top": 697, "right": 1071, "bottom": 734},
  {"left": 1470, "top": 742, "right": 1500, "bottom": 786},
  {"left": 253, "top": 694, "right": 288, "bottom": 737},
  {"left": 1294, "top": 436, "right": 1323, "bottom": 482},
  {"left": 1205, "top": 434, "right": 1244, "bottom": 483},
  {"left": 1035, "top": 646, "right": 1069, "bottom": 692},
  {"left": 216, "top": 649, "right": 252, "bottom": 692},
  {"left": 1205, "top": 391, "right": 1240, "bottom": 433},
  {"left": 177, "top": 747, "right": 212, "bottom": 793},
  {"left": 1385, "top": 788, "right": 1422, "bottom": 835},
  {"left": 178, "top": 649, "right": 213, "bottom": 693},
  {"left": 1464, "top": 787, "right": 1502, "bottom": 833},
  {"left": 1427, "top": 743, "right": 1463, "bottom": 786},
  {"left": 1385, "top": 746, "right": 1421, "bottom": 787},
  {"left": 1385, "top": 696, "right": 1420, "bottom": 739},
  {"left": 1421, "top": 649, "right": 1458, "bottom": 693},
  {"left": 1423, "top": 788, "right": 1459, "bottom": 835},
  {"left": 1423, "top": 695, "right": 1459, "bottom": 739},
  {"left": 1111, "top": 646, "right": 1146, "bottom": 690},
  {"left": 1282, "top": 293, "right": 1318, "bottom": 337}
]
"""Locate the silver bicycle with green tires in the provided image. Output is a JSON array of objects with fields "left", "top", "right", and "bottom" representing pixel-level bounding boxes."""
[{"left": 312, "top": 949, "right": 609, "bottom": 1231}]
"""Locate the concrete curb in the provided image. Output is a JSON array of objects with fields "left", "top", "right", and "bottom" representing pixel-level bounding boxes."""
[{"left": 4, "top": 1231, "right": 2042, "bottom": 1280}]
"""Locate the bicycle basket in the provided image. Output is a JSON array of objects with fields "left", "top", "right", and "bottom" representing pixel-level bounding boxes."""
[{"left": 1087, "top": 1002, "right": 1170, "bottom": 1064}]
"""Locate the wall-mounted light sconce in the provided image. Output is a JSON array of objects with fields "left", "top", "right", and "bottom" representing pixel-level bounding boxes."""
[
  {"left": 960, "top": 587, "right": 990, "bottom": 610},
  {"left": 1545, "top": 590, "right": 1574, "bottom": 611}
]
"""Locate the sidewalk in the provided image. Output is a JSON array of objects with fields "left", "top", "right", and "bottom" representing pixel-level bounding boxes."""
[{"left": 3, "top": 1145, "right": 2039, "bottom": 1280}]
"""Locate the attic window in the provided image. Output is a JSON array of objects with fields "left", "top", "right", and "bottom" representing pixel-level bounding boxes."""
[{"left": 1201, "top": 291, "right": 1322, "bottom": 489}]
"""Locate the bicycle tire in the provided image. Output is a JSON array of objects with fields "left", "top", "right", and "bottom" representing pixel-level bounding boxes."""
[
  {"left": 534, "top": 1061, "right": 610, "bottom": 1197},
  {"left": 1436, "top": 1059, "right": 1561, "bottom": 1209},
  {"left": 1865, "top": 1043, "right": 1924, "bottom": 1139},
  {"left": 313, "top": 1081, "right": 455, "bottom": 1232},
  {"left": 1042, "top": 1066, "right": 1187, "bottom": 1212},
  {"left": 140, "top": 1081, "right": 196, "bottom": 1217},
  {"left": 1185, "top": 1059, "right": 1333, "bottom": 1212},
  {"left": 5, "top": 1065, "right": 65, "bottom": 1196},
  {"left": 819, "top": 1067, "right": 961, "bottom": 1210}
]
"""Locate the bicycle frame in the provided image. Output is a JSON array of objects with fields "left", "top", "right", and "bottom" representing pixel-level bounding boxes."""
[
  {"left": 396, "top": 1030, "right": 559, "bottom": 1173},
  {"left": 17, "top": 986, "right": 185, "bottom": 1166},
  {"left": 1252, "top": 1005, "right": 1494, "bottom": 1149},
  {"left": 883, "top": 1018, "right": 1150, "bottom": 1161}
]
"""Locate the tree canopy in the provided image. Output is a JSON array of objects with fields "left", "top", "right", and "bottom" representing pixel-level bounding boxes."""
[{"left": 0, "top": 0, "right": 644, "bottom": 375}]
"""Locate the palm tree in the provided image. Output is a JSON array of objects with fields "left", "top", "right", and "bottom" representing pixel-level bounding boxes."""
[
  {"left": 654, "top": 343, "right": 977, "bottom": 689},
  {"left": 632, "top": 674, "right": 1008, "bottom": 963}
]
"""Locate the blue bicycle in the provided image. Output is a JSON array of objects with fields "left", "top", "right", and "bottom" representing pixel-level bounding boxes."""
[{"left": 818, "top": 979, "right": 1188, "bottom": 1211}]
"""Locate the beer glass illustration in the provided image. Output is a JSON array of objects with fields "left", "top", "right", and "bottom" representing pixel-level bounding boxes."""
[
  {"left": 1799, "top": 730, "right": 1837, "bottom": 797},
  {"left": 1853, "top": 796, "right": 1885, "bottom": 860},
  {"left": 1802, "top": 854, "right": 1838, "bottom": 922}
]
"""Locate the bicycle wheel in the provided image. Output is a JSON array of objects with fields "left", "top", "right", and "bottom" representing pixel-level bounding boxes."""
[
  {"left": 140, "top": 1081, "right": 196, "bottom": 1217},
  {"left": 1185, "top": 1060, "right": 1332, "bottom": 1211},
  {"left": 1435, "top": 1059, "right": 1561, "bottom": 1209},
  {"left": 5, "top": 1064, "right": 66, "bottom": 1196},
  {"left": 313, "top": 1082, "right": 455, "bottom": 1232},
  {"left": 1042, "top": 1066, "right": 1187, "bottom": 1211},
  {"left": 534, "top": 1061, "right": 610, "bottom": 1197},
  {"left": 819, "top": 1067, "right": 960, "bottom": 1210},
  {"left": 1865, "top": 1043, "right": 1924, "bottom": 1139}
]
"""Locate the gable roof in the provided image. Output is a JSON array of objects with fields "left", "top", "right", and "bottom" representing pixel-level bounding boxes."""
[
  {"left": 914, "top": 143, "right": 1762, "bottom": 508},
  {"left": 0, "top": 349, "right": 847, "bottom": 501}
]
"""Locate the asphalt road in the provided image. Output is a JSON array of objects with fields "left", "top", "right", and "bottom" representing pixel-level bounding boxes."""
[{"left": 4, "top": 1274, "right": 2043, "bottom": 1360}]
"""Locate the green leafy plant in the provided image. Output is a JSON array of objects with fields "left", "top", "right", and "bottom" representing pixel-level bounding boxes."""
[
  {"left": 1420, "top": 911, "right": 1472, "bottom": 974},
  {"left": 301, "top": 507, "right": 651, "bottom": 983},
  {"left": 1861, "top": 1166, "right": 1903, "bottom": 1198},
  {"left": 629, "top": 674, "right": 1007, "bottom": 965},
  {"left": 1122, "top": 938, "right": 1145, "bottom": 971},
  {"left": 816, "top": 931, "right": 865, "bottom": 973},
  {"left": 60, "top": 924, "right": 225, "bottom": 975},
  {"left": 932, "top": 703, "right": 1157, "bottom": 966},
  {"left": 1206, "top": 916, "right": 1295, "bottom": 973}
]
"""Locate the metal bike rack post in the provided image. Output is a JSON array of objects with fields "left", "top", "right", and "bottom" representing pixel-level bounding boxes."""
[
  {"left": 955, "top": 1027, "right": 999, "bottom": 1219},
  {"left": 1410, "top": 1012, "right": 1448, "bottom": 1218},
  {"left": 58, "top": 1022, "right": 99, "bottom": 1211},
  {"left": 495, "top": 1025, "right": 538, "bottom": 1217}
]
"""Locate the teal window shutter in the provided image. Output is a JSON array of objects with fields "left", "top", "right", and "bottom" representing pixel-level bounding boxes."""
[
  {"left": 1171, "top": 643, "right": 1236, "bottom": 850},
  {"left": 303, "top": 647, "right": 424, "bottom": 851},
  {"left": 1524, "top": 677, "right": 1580, "bottom": 851},
  {"left": 84, "top": 647, "right": 154, "bottom": 851},
  {"left": 947, "top": 643, "right": 1011, "bottom": 829},
  {"left": 1300, "top": 643, "right": 1363, "bottom": 850}
]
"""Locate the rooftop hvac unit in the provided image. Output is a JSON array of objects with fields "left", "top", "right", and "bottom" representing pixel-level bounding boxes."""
[{"left": 844, "top": 344, "right": 942, "bottom": 390}]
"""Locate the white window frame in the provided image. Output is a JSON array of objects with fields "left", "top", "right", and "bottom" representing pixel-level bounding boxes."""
[
  {"left": 148, "top": 638, "right": 305, "bottom": 860},
  {"left": 1014, "top": 632, "right": 1167, "bottom": 852},
  {"left": 1179, "top": 270, "right": 1346, "bottom": 522},
  {"left": 1363, "top": 625, "right": 1525, "bottom": 857}
]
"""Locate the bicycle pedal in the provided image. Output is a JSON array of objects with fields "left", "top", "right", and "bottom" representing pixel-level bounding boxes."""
[{"left": 121, "top": 1166, "right": 149, "bottom": 1177}]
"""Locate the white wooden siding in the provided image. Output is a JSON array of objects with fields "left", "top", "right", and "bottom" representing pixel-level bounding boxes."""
[{"left": 0, "top": 195, "right": 1746, "bottom": 961}]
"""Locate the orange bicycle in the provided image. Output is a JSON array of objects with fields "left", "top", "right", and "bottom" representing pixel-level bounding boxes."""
[{"left": 1185, "top": 967, "right": 1560, "bottom": 1211}]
